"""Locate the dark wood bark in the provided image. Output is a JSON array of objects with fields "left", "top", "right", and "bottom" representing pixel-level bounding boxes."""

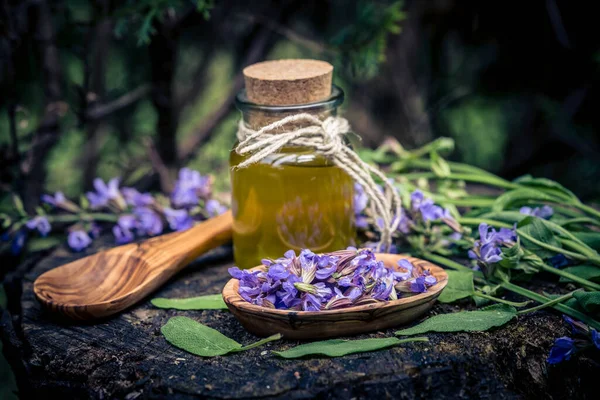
[{"left": 0, "top": 236, "right": 597, "bottom": 399}]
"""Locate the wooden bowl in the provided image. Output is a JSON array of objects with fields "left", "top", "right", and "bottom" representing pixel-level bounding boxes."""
[{"left": 222, "top": 254, "right": 448, "bottom": 339}]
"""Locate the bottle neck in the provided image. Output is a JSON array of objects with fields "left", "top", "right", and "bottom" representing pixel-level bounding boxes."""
[{"left": 236, "top": 85, "right": 344, "bottom": 130}]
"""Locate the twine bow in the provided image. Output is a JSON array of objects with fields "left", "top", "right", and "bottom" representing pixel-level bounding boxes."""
[{"left": 235, "top": 113, "right": 401, "bottom": 251}]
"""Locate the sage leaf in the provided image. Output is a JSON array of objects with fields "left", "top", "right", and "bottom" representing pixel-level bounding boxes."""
[
  {"left": 573, "top": 232, "right": 600, "bottom": 252},
  {"left": 438, "top": 270, "right": 474, "bottom": 303},
  {"left": 161, "top": 317, "right": 242, "bottom": 356},
  {"left": 573, "top": 291, "right": 600, "bottom": 314},
  {"left": 152, "top": 294, "right": 227, "bottom": 310},
  {"left": 513, "top": 175, "right": 578, "bottom": 202},
  {"left": 273, "top": 337, "right": 428, "bottom": 358},
  {"left": 161, "top": 317, "right": 281, "bottom": 357},
  {"left": 517, "top": 216, "right": 562, "bottom": 258},
  {"left": 559, "top": 266, "right": 600, "bottom": 283},
  {"left": 395, "top": 304, "right": 517, "bottom": 336}
]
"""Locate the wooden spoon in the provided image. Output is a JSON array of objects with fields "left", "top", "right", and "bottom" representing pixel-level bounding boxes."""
[{"left": 34, "top": 211, "right": 233, "bottom": 320}]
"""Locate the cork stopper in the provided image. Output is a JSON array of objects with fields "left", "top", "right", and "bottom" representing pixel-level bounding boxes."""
[{"left": 243, "top": 59, "right": 333, "bottom": 106}]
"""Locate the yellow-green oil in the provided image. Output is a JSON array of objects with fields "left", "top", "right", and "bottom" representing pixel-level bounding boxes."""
[{"left": 230, "top": 145, "right": 355, "bottom": 269}]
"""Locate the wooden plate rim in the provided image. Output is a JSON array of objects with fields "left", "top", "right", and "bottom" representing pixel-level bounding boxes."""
[{"left": 222, "top": 254, "right": 448, "bottom": 316}]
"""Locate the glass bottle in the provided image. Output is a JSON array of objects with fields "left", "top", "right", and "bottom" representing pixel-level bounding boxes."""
[{"left": 230, "top": 85, "right": 356, "bottom": 269}]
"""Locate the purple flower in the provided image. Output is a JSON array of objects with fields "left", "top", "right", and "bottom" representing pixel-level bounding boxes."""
[
  {"left": 395, "top": 259, "right": 414, "bottom": 281},
  {"left": 86, "top": 178, "right": 122, "bottom": 208},
  {"left": 41, "top": 192, "right": 66, "bottom": 207},
  {"left": 480, "top": 243, "right": 503, "bottom": 264},
  {"left": 205, "top": 199, "right": 227, "bottom": 217},
  {"left": 410, "top": 276, "right": 427, "bottom": 293},
  {"left": 121, "top": 187, "right": 154, "bottom": 207},
  {"left": 592, "top": 329, "right": 600, "bottom": 350},
  {"left": 26, "top": 216, "right": 51, "bottom": 236},
  {"left": 171, "top": 168, "right": 211, "bottom": 208},
  {"left": 112, "top": 225, "right": 134, "bottom": 244},
  {"left": 11, "top": 231, "right": 26, "bottom": 255},
  {"left": 134, "top": 207, "right": 163, "bottom": 236},
  {"left": 478, "top": 223, "right": 496, "bottom": 245},
  {"left": 268, "top": 263, "right": 290, "bottom": 280},
  {"left": 547, "top": 337, "right": 575, "bottom": 364},
  {"left": 495, "top": 226, "right": 517, "bottom": 244},
  {"left": 302, "top": 293, "right": 322, "bottom": 311},
  {"left": 520, "top": 205, "right": 553, "bottom": 219},
  {"left": 410, "top": 190, "right": 425, "bottom": 212},
  {"left": 549, "top": 254, "right": 569, "bottom": 268},
  {"left": 163, "top": 207, "right": 193, "bottom": 231},
  {"left": 68, "top": 230, "right": 92, "bottom": 252}
]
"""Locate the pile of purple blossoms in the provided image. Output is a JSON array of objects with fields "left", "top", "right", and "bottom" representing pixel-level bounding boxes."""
[
  {"left": 548, "top": 316, "right": 600, "bottom": 364},
  {"left": 4, "top": 168, "right": 227, "bottom": 254},
  {"left": 228, "top": 247, "right": 437, "bottom": 311},
  {"left": 468, "top": 223, "right": 517, "bottom": 268}
]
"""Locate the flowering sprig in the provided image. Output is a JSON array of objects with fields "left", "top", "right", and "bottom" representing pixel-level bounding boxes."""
[
  {"left": 1, "top": 168, "right": 227, "bottom": 254},
  {"left": 229, "top": 248, "right": 437, "bottom": 311}
]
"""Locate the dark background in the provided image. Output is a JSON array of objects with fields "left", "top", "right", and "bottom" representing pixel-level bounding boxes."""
[{"left": 1, "top": 0, "right": 599, "bottom": 210}]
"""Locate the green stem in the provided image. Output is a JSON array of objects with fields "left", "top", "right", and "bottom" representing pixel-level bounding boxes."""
[
  {"left": 559, "top": 238, "right": 598, "bottom": 259},
  {"left": 420, "top": 252, "right": 478, "bottom": 274},
  {"left": 517, "top": 290, "right": 579, "bottom": 315},
  {"left": 46, "top": 213, "right": 119, "bottom": 223},
  {"left": 573, "top": 202, "right": 600, "bottom": 221},
  {"left": 431, "top": 196, "right": 496, "bottom": 208},
  {"left": 236, "top": 333, "right": 282, "bottom": 352},
  {"left": 399, "top": 172, "right": 519, "bottom": 190},
  {"left": 500, "top": 282, "right": 600, "bottom": 330},
  {"left": 473, "top": 292, "right": 531, "bottom": 307},
  {"left": 559, "top": 217, "right": 600, "bottom": 228},
  {"left": 538, "top": 263, "right": 600, "bottom": 290}
]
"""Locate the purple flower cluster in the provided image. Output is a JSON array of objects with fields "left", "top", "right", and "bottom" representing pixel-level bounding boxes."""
[
  {"left": 468, "top": 223, "right": 517, "bottom": 266},
  {"left": 4, "top": 168, "right": 227, "bottom": 254},
  {"left": 547, "top": 316, "right": 600, "bottom": 364},
  {"left": 520, "top": 205, "right": 553, "bottom": 219},
  {"left": 353, "top": 186, "right": 456, "bottom": 235},
  {"left": 229, "top": 248, "right": 437, "bottom": 311}
]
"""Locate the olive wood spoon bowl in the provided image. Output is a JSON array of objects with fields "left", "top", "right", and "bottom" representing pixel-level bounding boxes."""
[
  {"left": 34, "top": 211, "right": 233, "bottom": 320},
  {"left": 223, "top": 253, "right": 448, "bottom": 339}
]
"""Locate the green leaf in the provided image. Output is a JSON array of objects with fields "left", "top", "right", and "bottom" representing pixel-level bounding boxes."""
[
  {"left": 151, "top": 294, "right": 227, "bottom": 310},
  {"left": 517, "top": 216, "right": 562, "bottom": 258},
  {"left": 395, "top": 304, "right": 517, "bottom": 336},
  {"left": 573, "top": 232, "right": 600, "bottom": 252},
  {"left": 492, "top": 189, "right": 556, "bottom": 212},
  {"left": 513, "top": 175, "right": 578, "bottom": 202},
  {"left": 273, "top": 337, "right": 428, "bottom": 358},
  {"left": 559, "top": 266, "right": 600, "bottom": 283},
  {"left": 161, "top": 317, "right": 242, "bottom": 356},
  {"left": 12, "top": 195, "right": 25, "bottom": 216},
  {"left": 573, "top": 291, "right": 600, "bottom": 314},
  {"left": 161, "top": 317, "right": 281, "bottom": 357},
  {"left": 437, "top": 270, "right": 474, "bottom": 303}
]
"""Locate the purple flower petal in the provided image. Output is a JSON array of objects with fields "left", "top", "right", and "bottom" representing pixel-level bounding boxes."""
[{"left": 68, "top": 230, "right": 92, "bottom": 252}]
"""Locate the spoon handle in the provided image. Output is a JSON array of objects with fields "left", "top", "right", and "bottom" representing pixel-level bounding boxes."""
[{"left": 157, "top": 210, "right": 233, "bottom": 268}]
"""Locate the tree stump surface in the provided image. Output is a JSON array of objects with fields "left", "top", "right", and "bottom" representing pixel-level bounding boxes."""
[{"left": 1, "top": 238, "right": 597, "bottom": 399}]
